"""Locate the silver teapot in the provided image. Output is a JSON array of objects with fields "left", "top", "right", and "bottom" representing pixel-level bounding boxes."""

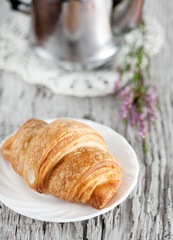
[{"left": 28, "top": 0, "right": 144, "bottom": 69}]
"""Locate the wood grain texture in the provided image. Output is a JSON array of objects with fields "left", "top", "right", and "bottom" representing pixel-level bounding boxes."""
[{"left": 0, "top": 0, "right": 173, "bottom": 239}]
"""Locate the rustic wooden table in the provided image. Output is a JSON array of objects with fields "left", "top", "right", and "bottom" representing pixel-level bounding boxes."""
[{"left": 0, "top": 0, "right": 173, "bottom": 239}]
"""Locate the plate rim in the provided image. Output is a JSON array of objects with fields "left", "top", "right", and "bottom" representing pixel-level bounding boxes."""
[{"left": 0, "top": 118, "right": 139, "bottom": 222}]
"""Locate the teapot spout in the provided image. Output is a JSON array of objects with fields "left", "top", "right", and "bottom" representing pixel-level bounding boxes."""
[{"left": 112, "top": 0, "right": 145, "bottom": 35}]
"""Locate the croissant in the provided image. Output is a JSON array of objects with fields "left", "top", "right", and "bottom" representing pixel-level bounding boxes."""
[{"left": 1, "top": 118, "right": 122, "bottom": 209}]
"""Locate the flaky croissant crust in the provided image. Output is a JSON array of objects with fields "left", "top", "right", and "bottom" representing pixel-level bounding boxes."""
[{"left": 1, "top": 118, "right": 122, "bottom": 209}]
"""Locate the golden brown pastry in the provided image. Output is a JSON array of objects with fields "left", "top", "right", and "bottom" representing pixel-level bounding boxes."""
[{"left": 1, "top": 118, "right": 122, "bottom": 209}]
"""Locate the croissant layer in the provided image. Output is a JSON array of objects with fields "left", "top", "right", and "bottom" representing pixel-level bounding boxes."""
[{"left": 1, "top": 118, "right": 122, "bottom": 209}]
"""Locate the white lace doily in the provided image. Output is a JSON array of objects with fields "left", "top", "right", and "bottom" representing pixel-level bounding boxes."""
[{"left": 0, "top": 0, "right": 164, "bottom": 97}]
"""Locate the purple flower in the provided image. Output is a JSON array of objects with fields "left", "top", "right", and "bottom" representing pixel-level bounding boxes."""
[
  {"left": 112, "top": 31, "right": 159, "bottom": 151},
  {"left": 145, "top": 86, "right": 158, "bottom": 122},
  {"left": 118, "top": 86, "right": 131, "bottom": 98},
  {"left": 138, "top": 113, "right": 148, "bottom": 140},
  {"left": 131, "top": 105, "right": 138, "bottom": 126},
  {"left": 119, "top": 88, "right": 134, "bottom": 119}
]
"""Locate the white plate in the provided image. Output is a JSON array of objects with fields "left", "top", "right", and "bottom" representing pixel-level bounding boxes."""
[{"left": 0, "top": 118, "right": 139, "bottom": 222}]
